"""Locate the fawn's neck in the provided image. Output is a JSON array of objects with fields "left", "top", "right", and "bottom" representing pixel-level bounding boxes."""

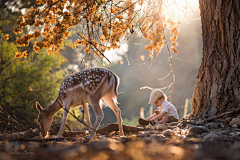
[{"left": 45, "top": 97, "right": 62, "bottom": 117}]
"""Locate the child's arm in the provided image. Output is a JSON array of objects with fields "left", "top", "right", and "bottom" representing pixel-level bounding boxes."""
[
  {"left": 145, "top": 110, "right": 161, "bottom": 121},
  {"left": 150, "top": 111, "right": 167, "bottom": 121},
  {"left": 145, "top": 113, "right": 158, "bottom": 121}
]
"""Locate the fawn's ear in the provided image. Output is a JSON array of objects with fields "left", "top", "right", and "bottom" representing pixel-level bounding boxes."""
[{"left": 36, "top": 102, "right": 43, "bottom": 112}]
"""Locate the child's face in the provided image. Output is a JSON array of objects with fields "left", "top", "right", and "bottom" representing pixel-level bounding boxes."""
[{"left": 154, "top": 98, "right": 164, "bottom": 107}]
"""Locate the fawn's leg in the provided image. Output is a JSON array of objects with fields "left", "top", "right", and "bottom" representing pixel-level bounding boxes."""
[
  {"left": 83, "top": 103, "right": 92, "bottom": 128},
  {"left": 57, "top": 102, "right": 70, "bottom": 138},
  {"left": 88, "top": 98, "right": 103, "bottom": 139},
  {"left": 103, "top": 94, "right": 124, "bottom": 136}
]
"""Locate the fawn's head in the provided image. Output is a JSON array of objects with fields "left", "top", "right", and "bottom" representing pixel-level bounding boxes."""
[{"left": 36, "top": 102, "right": 53, "bottom": 138}]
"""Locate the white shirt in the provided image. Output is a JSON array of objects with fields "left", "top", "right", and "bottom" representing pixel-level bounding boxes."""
[{"left": 158, "top": 100, "right": 179, "bottom": 119}]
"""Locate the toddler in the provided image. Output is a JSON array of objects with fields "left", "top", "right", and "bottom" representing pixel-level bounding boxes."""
[{"left": 138, "top": 89, "right": 179, "bottom": 126}]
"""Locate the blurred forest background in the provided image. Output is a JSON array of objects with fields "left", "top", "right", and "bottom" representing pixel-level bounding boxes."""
[{"left": 0, "top": 0, "right": 202, "bottom": 132}]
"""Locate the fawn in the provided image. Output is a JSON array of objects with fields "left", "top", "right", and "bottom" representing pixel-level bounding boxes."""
[{"left": 36, "top": 68, "right": 124, "bottom": 140}]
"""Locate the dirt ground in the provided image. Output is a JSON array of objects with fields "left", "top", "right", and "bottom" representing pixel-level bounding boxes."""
[
  {"left": 1, "top": 114, "right": 240, "bottom": 160},
  {"left": 1, "top": 137, "right": 240, "bottom": 160}
]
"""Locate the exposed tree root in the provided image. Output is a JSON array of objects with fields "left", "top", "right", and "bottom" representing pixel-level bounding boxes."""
[
  {"left": 63, "top": 123, "right": 146, "bottom": 137},
  {"left": 206, "top": 107, "right": 240, "bottom": 121},
  {"left": 97, "top": 123, "right": 146, "bottom": 133}
]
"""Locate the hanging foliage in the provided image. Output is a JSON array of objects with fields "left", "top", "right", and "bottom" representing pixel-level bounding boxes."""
[{"left": 13, "top": 0, "right": 186, "bottom": 62}]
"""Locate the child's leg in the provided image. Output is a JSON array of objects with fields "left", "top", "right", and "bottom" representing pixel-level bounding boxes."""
[{"left": 156, "top": 116, "right": 169, "bottom": 124}]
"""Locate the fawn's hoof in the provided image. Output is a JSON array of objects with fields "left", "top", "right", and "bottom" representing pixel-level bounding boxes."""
[
  {"left": 83, "top": 138, "right": 92, "bottom": 143},
  {"left": 119, "top": 133, "right": 124, "bottom": 136},
  {"left": 57, "top": 135, "right": 62, "bottom": 138}
]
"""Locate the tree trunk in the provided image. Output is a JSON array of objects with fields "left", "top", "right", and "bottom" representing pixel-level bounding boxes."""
[{"left": 191, "top": 0, "right": 240, "bottom": 117}]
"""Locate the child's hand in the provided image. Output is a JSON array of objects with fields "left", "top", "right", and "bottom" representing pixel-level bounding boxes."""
[{"left": 154, "top": 110, "right": 160, "bottom": 114}]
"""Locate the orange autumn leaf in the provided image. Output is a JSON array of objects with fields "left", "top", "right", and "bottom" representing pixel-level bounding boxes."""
[
  {"left": 172, "top": 42, "right": 179, "bottom": 47},
  {"left": 35, "top": 0, "right": 42, "bottom": 5},
  {"left": 47, "top": 49, "right": 53, "bottom": 56},
  {"left": 3, "top": 34, "right": 9, "bottom": 40},
  {"left": 22, "top": 50, "right": 28, "bottom": 58},
  {"left": 84, "top": 48, "right": 90, "bottom": 53},
  {"left": 69, "top": 43, "right": 74, "bottom": 49},
  {"left": 140, "top": 55, "right": 145, "bottom": 61},
  {"left": 149, "top": 52, "right": 153, "bottom": 59},
  {"left": 85, "top": 62, "right": 88, "bottom": 68},
  {"left": 171, "top": 47, "right": 178, "bottom": 53},
  {"left": 15, "top": 51, "right": 22, "bottom": 58}
]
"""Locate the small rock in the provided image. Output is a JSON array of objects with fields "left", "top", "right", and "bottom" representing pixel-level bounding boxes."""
[
  {"left": 229, "top": 118, "right": 240, "bottom": 126},
  {"left": 225, "top": 117, "right": 232, "bottom": 123},
  {"left": 163, "top": 129, "right": 175, "bottom": 137},
  {"left": 220, "top": 123, "right": 225, "bottom": 128},
  {"left": 232, "top": 133, "right": 240, "bottom": 139},
  {"left": 139, "top": 132, "right": 149, "bottom": 138},
  {"left": 189, "top": 126, "right": 209, "bottom": 134},
  {"left": 167, "top": 126, "right": 176, "bottom": 130},
  {"left": 232, "top": 124, "right": 238, "bottom": 128},
  {"left": 235, "top": 129, "right": 240, "bottom": 132},
  {"left": 187, "top": 124, "right": 193, "bottom": 128},
  {"left": 187, "top": 131, "right": 197, "bottom": 137},
  {"left": 169, "top": 122, "right": 178, "bottom": 126},
  {"left": 209, "top": 131, "right": 222, "bottom": 136},
  {"left": 220, "top": 131, "right": 228, "bottom": 135},
  {"left": 196, "top": 120, "right": 204, "bottom": 125},
  {"left": 147, "top": 126, "right": 155, "bottom": 130},
  {"left": 181, "top": 129, "right": 188, "bottom": 135},
  {"left": 147, "top": 131, "right": 157, "bottom": 134},
  {"left": 215, "top": 119, "right": 224, "bottom": 122},
  {"left": 196, "top": 134, "right": 202, "bottom": 138},
  {"left": 230, "top": 133, "right": 234, "bottom": 136},
  {"left": 120, "top": 136, "right": 128, "bottom": 142},
  {"left": 149, "top": 134, "right": 165, "bottom": 141},
  {"left": 173, "top": 127, "right": 181, "bottom": 134},
  {"left": 178, "top": 135, "right": 186, "bottom": 139},
  {"left": 187, "top": 120, "right": 196, "bottom": 124},
  {"left": 178, "top": 120, "right": 187, "bottom": 128},
  {"left": 201, "top": 133, "right": 208, "bottom": 137},
  {"left": 151, "top": 130, "right": 161, "bottom": 134},
  {"left": 155, "top": 124, "right": 168, "bottom": 130},
  {"left": 141, "top": 137, "right": 151, "bottom": 142},
  {"left": 202, "top": 133, "right": 221, "bottom": 141},
  {"left": 187, "top": 113, "right": 193, "bottom": 119},
  {"left": 98, "top": 135, "right": 108, "bottom": 140},
  {"left": 206, "top": 123, "right": 220, "bottom": 129}
]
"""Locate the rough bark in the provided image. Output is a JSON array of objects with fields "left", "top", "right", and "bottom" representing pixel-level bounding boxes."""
[{"left": 191, "top": 0, "right": 240, "bottom": 117}]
